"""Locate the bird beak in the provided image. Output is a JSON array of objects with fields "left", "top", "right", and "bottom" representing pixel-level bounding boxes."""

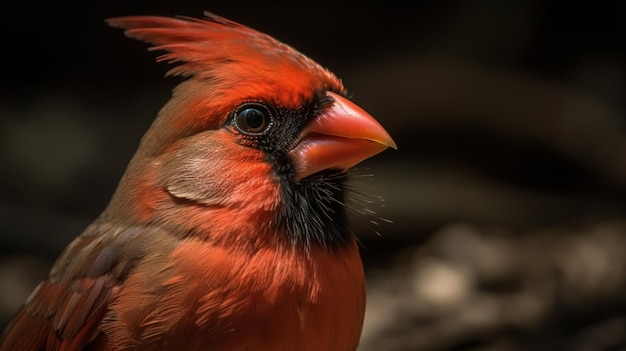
[{"left": 290, "top": 91, "right": 397, "bottom": 181}]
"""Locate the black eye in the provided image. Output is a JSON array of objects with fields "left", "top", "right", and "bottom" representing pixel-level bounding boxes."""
[{"left": 233, "top": 103, "right": 272, "bottom": 136}]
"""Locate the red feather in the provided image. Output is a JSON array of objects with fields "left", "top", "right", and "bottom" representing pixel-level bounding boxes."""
[
  {"left": 107, "top": 12, "right": 342, "bottom": 103},
  {"left": 1, "top": 11, "right": 395, "bottom": 351}
]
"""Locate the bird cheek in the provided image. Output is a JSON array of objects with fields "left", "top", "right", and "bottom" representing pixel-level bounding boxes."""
[
  {"left": 157, "top": 131, "right": 281, "bottom": 213},
  {"left": 154, "top": 133, "right": 231, "bottom": 205}
]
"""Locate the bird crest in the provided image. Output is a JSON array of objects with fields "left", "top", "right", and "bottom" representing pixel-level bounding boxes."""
[{"left": 107, "top": 12, "right": 342, "bottom": 98}]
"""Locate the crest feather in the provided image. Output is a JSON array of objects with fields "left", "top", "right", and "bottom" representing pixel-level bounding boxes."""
[{"left": 106, "top": 12, "right": 335, "bottom": 82}]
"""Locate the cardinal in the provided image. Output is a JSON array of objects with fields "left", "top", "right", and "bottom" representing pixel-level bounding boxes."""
[{"left": 0, "top": 12, "right": 396, "bottom": 351}]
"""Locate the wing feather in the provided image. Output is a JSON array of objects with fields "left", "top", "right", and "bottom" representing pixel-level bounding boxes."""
[{"left": 0, "top": 224, "right": 156, "bottom": 350}]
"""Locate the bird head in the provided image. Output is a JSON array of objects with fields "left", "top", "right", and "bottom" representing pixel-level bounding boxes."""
[{"left": 105, "top": 12, "right": 396, "bottom": 248}]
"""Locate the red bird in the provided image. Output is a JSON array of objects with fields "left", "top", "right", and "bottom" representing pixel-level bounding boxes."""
[{"left": 0, "top": 12, "right": 396, "bottom": 351}]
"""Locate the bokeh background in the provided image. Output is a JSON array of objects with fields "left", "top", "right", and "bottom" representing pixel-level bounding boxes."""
[{"left": 1, "top": 1, "right": 625, "bottom": 350}]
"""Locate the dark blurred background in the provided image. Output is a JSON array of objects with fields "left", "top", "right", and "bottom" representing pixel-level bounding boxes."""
[{"left": 1, "top": 1, "right": 625, "bottom": 350}]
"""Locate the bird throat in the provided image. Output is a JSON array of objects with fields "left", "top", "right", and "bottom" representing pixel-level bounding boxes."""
[{"left": 277, "top": 170, "right": 352, "bottom": 249}]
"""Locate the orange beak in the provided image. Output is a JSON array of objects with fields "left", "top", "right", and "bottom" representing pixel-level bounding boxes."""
[{"left": 290, "top": 91, "right": 397, "bottom": 181}]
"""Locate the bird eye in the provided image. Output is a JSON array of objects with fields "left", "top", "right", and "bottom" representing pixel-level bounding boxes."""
[{"left": 233, "top": 103, "right": 272, "bottom": 136}]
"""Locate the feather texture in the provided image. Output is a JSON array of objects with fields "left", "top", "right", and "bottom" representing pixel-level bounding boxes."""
[{"left": 0, "top": 11, "right": 395, "bottom": 351}]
